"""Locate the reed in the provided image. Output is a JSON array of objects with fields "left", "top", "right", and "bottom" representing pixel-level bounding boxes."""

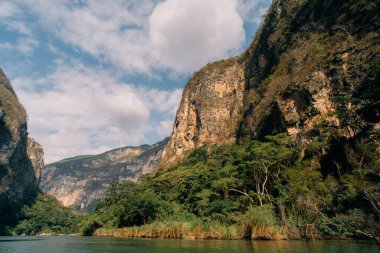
[
  {"left": 94, "top": 214, "right": 285, "bottom": 240},
  {"left": 239, "top": 205, "right": 285, "bottom": 240},
  {"left": 95, "top": 219, "right": 241, "bottom": 240}
]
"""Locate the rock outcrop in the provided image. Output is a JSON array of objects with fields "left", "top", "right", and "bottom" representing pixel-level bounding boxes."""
[
  {"left": 160, "top": 59, "right": 244, "bottom": 167},
  {"left": 0, "top": 68, "right": 42, "bottom": 228},
  {"left": 40, "top": 138, "right": 168, "bottom": 210},
  {"left": 27, "top": 138, "right": 44, "bottom": 185},
  {"left": 160, "top": 0, "right": 380, "bottom": 167}
]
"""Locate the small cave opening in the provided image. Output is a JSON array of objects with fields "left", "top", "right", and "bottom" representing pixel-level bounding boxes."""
[{"left": 256, "top": 102, "right": 288, "bottom": 140}]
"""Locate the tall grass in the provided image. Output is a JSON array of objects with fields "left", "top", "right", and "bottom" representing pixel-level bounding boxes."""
[
  {"left": 95, "top": 208, "right": 286, "bottom": 240},
  {"left": 239, "top": 205, "right": 285, "bottom": 240},
  {"left": 95, "top": 218, "right": 240, "bottom": 240}
]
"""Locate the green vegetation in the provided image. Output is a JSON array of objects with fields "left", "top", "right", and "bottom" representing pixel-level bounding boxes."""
[
  {"left": 12, "top": 194, "right": 82, "bottom": 235},
  {"left": 86, "top": 133, "right": 379, "bottom": 241},
  {"left": 0, "top": 85, "right": 27, "bottom": 133},
  {"left": 94, "top": 181, "right": 170, "bottom": 227},
  {"left": 79, "top": 217, "right": 101, "bottom": 236},
  {"left": 3, "top": 0, "right": 379, "bottom": 242},
  {"left": 190, "top": 56, "right": 240, "bottom": 85},
  {"left": 95, "top": 218, "right": 241, "bottom": 240}
]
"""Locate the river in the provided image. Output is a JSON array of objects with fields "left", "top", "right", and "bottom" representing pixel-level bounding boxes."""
[{"left": 0, "top": 236, "right": 378, "bottom": 253}]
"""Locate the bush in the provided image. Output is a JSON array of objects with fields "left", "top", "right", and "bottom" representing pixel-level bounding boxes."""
[
  {"left": 95, "top": 182, "right": 170, "bottom": 227},
  {"left": 13, "top": 194, "right": 80, "bottom": 235},
  {"left": 79, "top": 217, "right": 102, "bottom": 236}
]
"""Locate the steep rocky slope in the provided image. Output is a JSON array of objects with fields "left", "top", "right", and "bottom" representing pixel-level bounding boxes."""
[
  {"left": 0, "top": 68, "right": 43, "bottom": 229},
  {"left": 40, "top": 138, "right": 168, "bottom": 210},
  {"left": 160, "top": 59, "right": 244, "bottom": 167},
  {"left": 160, "top": 0, "right": 380, "bottom": 168},
  {"left": 27, "top": 137, "right": 44, "bottom": 185}
]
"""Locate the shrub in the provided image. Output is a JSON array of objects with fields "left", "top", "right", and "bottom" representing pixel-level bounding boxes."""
[{"left": 79, "top": 217, "right": 102, "bottom": 236}]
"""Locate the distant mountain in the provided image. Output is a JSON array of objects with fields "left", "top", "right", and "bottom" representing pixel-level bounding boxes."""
[{"left": 40, "top": 138, "right": 168, "bottom": 210}]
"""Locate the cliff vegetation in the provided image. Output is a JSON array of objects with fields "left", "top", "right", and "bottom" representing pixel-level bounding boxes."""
[
  {"left": 89, "top": 133, "right": 379, "bottom": 242},
  {"left": 2, "top": 0, "right": 379, "bottom": 243}
]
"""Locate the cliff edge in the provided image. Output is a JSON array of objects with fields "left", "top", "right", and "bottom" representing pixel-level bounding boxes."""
[{"left": 160, "top": 0, "right": 380, "bottom": 168}]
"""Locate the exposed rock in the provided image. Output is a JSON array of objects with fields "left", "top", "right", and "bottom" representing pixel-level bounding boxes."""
[
  {"left": 40, "top": 138, "right": 168, "bottom": 210},
  {"left": 27, "top": 138, "right": 44, "bottom": 184},
  {"left": 239, "top": 0, "right": 379, "bottom": 145},
  {"left": 160, "top": 58, "right": 245, "bottom": 167},
  {"left": 0, "top": 68, "right": 42, "bottom": 228},
  {"left": 160, "top": 0, "right": 380, "bottom": 167}
]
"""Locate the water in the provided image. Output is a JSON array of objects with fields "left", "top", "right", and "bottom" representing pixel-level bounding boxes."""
[{"left": 0, "top": 236, "right": 378, "bottom": 253}]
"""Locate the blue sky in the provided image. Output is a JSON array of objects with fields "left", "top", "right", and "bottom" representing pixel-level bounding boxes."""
[{"left": 0, "top": 0, "right": 271, "bottom": 163}]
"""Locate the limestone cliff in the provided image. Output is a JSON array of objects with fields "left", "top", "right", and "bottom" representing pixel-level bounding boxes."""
[
  {"left": 27, "top": 138, "right": 44, "bottom": 185},
  {"left": 160, "top": 59, "right": 245, "bottom": 167},
  {"left": 238, "top": 0, "right": 380, "bottom": 143},
  {"left": 40, "top": 138, "right": 168, "bottom": 210},
  {"left": 160, "top": 0, "right": 380, "bottom": 167},
  {"left": 0, "top": 68, "right": 42, "bottom": 228}
]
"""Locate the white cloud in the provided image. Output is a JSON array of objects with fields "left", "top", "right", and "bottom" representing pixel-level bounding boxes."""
[
  {"left": 237, "top": 0, "right": 271, "bottom": 25},
  {"left": 149, "top": 0, "right": 245, "bottom": 72},
  {"left": 0, "top": 37, "right": 39, "bottom": 54},
  {"left": 7, "top": 21, "right": 33, "bottom": 35},
  {"left": 144, "top": 88, "right": 182, "bottom": 113},
  {"left": 16, "top": 37, "right": 39, "bottom": 54},
  {"left": 1, "top": 0, "right": 271, "bottom": 74},
  {"left": 0, "top": 42, "right": 12, "bottom": 50},
  {"left": 12, "top": 62, "right": 181, "bottom": 163},
  {"left": 155, "top": 120, "right": 174, "bottom": 139},
  {"left": 1, "top": 0, "right": 272, "bottom": 163},
  {"left": 0, "top": 2, "right": 21, "bottom": 18},
  {"left": 16, "top": 0, "right": 156, "bottom": 73},
  {"left": 8, "top": 0, "right": 251, "bottom": 74}
]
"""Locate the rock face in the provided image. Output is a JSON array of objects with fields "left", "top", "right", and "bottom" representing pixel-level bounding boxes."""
[
  {"left": 160, "top": 59, "right": 245, "bottom": 167},
  {"left": 27, "top": 138, "right": 44, "bottom": 185},
  {"left": 40, "top": 138, "right": 168, "bottom": 210},
  {"left": 0, "top": 68, "right": 42, "bottom": 227},
  {"left": 160, "top": 0, "right": 380, "bottom": 167}
]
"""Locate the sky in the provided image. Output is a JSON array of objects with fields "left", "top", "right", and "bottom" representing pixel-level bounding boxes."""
[{"left": 0, "top": 0, "right": 271, "bottom": 163}]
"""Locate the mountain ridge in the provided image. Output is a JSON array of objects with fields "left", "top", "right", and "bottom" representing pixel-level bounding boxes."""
[{"left": 40, "top": 137, "right": 169, "bottom": 210}]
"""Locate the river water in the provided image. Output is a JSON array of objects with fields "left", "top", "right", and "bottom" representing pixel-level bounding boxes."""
[{"left": 0, "top": 236, "right": 378, "bottom": 253}]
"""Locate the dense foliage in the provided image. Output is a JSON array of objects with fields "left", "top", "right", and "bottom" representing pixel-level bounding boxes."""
[
  {"left": 94, "top": 181, "right": 170, "bottom": 227},
  {"left": 13, "top": 194, "right": 81, "bottom": 235},
  {"left": 92, "top": 133, "right": 380, "bottom": 240},
  {"left": 9, "top": 132, "right": 378, "bottom": 240}
]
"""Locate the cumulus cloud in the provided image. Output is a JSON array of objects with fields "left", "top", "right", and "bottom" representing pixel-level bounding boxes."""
[
  {"left": 149, "top": 0, "right": 245, "bottom": 72},
  {"left": 13, "top": 62, "right": 181, "bottom": 163},
  {"left": 15, "top": 0, "right": 156, "bottom": 73},
  {"left": 1, "top": 0, "right": 272, "bottom": 74},
  {"left": 6, "top": 0, "right": 251, "bottom": 74},
  {"left": 0, "top": 0, "right": 272, "bottom": 162}
]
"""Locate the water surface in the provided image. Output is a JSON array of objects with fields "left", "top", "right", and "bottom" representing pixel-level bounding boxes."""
[{"left": 0, "top": 236, "right": 378, "bottom": 253}]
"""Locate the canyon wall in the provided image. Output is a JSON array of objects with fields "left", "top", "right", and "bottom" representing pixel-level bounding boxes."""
[
  {"left": 40, "top": 138, "right": 168, "bottom": 210},
  {"left": 160, "top": 0, "right": 380, "bottom": 167}
]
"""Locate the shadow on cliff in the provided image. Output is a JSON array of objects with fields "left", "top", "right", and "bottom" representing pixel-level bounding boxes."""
[{"left": 0, "top": 122, "right": 39, "bottom": 235}]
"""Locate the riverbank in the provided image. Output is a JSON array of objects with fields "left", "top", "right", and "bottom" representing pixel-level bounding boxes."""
[
  {"left": 94, "top": 226, "right": 379, "bottom": 244},
  {"left": 94, "top": 220, "right": 286, "bottom": 240},
  {"left": 93, "top": 220, "right": 380, "bottom": 243}
]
